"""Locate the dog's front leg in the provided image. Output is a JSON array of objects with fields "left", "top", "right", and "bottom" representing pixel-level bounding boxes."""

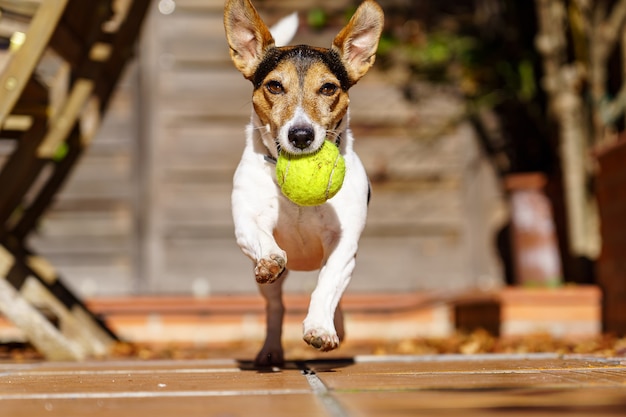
[
  {"left": 234, "top": 219, "right": 286, "bottom": 284},
  {"left": 302, "top": 241, "right": 358, "bottom": 351},
  {"left": 232, "top": 154, "right": 289, "bottom": 366},
  {"left": 232, "top": 160, "right": 287, "bottom": 284}
]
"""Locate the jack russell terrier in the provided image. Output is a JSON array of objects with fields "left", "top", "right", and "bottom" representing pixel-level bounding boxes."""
[{"left": 224, "top": 0, "right": 384, "bottom": 366}]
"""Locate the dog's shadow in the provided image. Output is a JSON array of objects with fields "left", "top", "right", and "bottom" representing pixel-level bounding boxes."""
[{"left": 237, "top": 357, "right": 355, "bottom": 373}]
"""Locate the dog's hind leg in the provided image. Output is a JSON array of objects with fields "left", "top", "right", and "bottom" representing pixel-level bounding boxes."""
[{"left": 255, "top": 269, "right": 288, "bottom": 367}]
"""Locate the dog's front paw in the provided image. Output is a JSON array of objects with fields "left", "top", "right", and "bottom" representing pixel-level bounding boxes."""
[
  {"left": 303, "top": 328, "right": 340, "bottom": 352},
  {"left": 255, "top": 254, "right": 286, "bottom": 284}
]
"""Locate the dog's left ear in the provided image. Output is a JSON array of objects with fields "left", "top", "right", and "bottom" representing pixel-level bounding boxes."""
[
  {"left": 224, "top": 0, "right": 275, "bottom": 79},
  {"left": 332, "top": 0, "right": 384, "bottom": 85}
]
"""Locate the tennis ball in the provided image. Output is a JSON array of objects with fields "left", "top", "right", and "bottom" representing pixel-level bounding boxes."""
[{"left": 276, "top": 141, "right": 346, "bottom": 206}]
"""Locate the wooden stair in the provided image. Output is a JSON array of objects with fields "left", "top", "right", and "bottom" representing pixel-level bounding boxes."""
[{"left": 0, "top": 0, "right": 151, "bottom": 360}]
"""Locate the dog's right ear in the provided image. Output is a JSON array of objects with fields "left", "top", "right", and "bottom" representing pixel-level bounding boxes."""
[{"left": 224, "top": 0, "right": 275, "bottom": 79}]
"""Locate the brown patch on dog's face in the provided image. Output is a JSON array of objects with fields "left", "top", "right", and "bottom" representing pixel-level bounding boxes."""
[
  {"left": 251, "top": 46, "right": 351, "bottom": 155},
  {"left": 251, "top": 58, "right": 298, "bottom": 135},
  {"left": 302, "top": 61, "right": 350, "bottom": 129}
]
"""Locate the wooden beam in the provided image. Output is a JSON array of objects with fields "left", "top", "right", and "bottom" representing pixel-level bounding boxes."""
[{"left": 0, "top": 0, "right": 69, "bottom": 126}]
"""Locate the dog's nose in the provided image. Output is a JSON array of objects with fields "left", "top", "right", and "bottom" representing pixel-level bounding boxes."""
[{"left": 288, "top": 126, "right": 314, "bottom": 149}]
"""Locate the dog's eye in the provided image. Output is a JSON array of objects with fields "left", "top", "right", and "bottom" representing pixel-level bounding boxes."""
[
  {"left": 319, "top": 83, "right": 338, "bottom": 96},
  {"left": 266, "top": 81, "right": 284, "bottom": 95}
]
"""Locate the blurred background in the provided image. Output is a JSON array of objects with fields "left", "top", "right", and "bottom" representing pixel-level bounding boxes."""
[{"left": 1, "top": 0, "right": 625, "bottom": 357}]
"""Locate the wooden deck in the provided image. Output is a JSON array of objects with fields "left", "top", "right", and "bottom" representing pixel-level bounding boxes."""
[{"left": 2, "top": 355, "right": 626, "bottom": 417}]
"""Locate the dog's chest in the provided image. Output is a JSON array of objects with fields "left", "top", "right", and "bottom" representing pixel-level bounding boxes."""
[{"left": 273, "top": 204, "right": 339, "bottom": 271}]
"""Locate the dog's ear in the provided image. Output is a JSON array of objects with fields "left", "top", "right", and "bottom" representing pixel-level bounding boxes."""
[
  {"left": 332, "top": 0, "right": 384, "bottom": 84},
  {"left": 224, "top": 0, "right": 275, "bottom": 79}
]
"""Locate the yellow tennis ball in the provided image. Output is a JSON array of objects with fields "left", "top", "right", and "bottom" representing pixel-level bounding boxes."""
[{"left": 276, "top": 141, "right": 346, "bottom": 206}]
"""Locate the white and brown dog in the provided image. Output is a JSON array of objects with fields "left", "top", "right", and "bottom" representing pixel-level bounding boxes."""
[{"left": 224, "top": 0, "right": 384, "bottom": 366}]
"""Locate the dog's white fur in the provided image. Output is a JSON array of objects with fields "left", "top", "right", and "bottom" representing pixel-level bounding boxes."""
[
  {"left": 225, "top": 0, "right": 383, "bottom": 366},
  {"left": 269, "top": 12, "right": 298, "bottom": 47}
]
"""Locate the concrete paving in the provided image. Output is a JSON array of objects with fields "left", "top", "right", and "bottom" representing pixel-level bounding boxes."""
[{"left": 1, "top": 353, "right": 626, "bottom": 416}]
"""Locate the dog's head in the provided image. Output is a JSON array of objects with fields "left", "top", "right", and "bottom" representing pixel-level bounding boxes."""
[{"left": 224, "top": 0, "right": 384, "bottom": 156}]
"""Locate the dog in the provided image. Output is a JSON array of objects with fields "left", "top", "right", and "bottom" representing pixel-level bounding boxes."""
[{"left": 224, "top": 0, "right": 384, "bottom": 366}]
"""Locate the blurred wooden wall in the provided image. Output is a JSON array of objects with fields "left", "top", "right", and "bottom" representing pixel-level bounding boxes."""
[{"left": 26, "top": 0, "right": 505, "bottom": 296}]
